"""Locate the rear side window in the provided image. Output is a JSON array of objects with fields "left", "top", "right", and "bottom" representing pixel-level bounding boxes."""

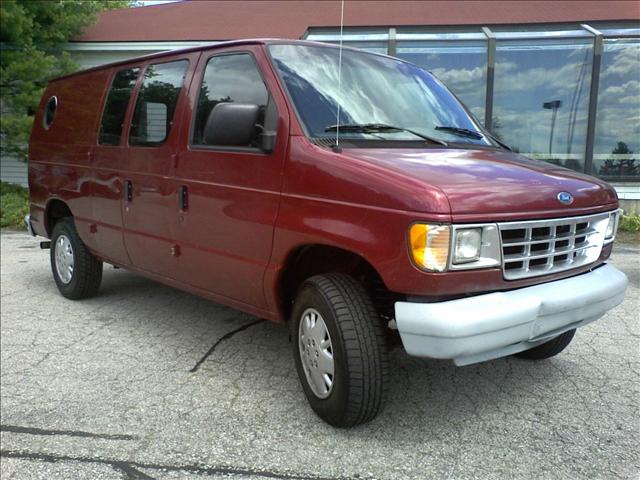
[
  {"left": 192, "top": 54, "right": 271, "bottom": 146},
  {"left": 99, "top": 68, "right": 140, "bottom": 145},
  {"left": 43, "top": 96, "right": 57, "bottom": 130},
  {"left": 129, "top": 60, "right": 189, "bottom": 147}
]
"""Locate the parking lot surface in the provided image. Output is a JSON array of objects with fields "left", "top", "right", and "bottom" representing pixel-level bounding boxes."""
[{"left": 1, "top": 230, "right": 639, "bottom": 479}]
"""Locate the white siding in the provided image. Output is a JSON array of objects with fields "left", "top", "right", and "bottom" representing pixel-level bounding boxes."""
[
  {"left": 145, "top": 102, "right": 168, "bottom": 142},
  {"left": 610, "top": 183, "right": 640, "bottom": 201},
  {"left": 66, "top": 41, "right": 218, "bottom": 69},
  {"left": 0, "top": 156, "right": 28, "bottom": 187}
]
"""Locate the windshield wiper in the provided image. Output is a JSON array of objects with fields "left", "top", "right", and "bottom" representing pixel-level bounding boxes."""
[
  {"left": 434, "top": 125, "right": 484, "bottom": 139},
  {"left": 483, "top": 131, "right": 513, "bottom": 151},
  {"left": 435, "top": 125, "right": 513, "bottom": 151},
  {"left": 325, "top": 123, "right": 448, "bottom": 146}
]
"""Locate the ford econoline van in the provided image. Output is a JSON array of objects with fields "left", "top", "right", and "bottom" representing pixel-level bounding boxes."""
[{"left": 27, "top": 40, "right": 628, "bottom": 427}]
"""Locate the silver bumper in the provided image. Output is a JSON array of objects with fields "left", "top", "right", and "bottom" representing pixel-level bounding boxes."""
[
  {"left": 394, "top": 264, "right": 628, "bottom": 366},
  {"left": 25, "top": 214, "right": 36, "bottom": 237}
]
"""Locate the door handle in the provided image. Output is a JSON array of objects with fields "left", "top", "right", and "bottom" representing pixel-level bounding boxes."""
[
  {"left": 125, "top": 180, "right": 133, "bottom": 202},
  {"left": 179, "top": 185, "right": 188, "bottom": 210}
]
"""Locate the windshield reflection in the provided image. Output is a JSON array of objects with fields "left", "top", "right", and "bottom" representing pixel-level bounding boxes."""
[{"left": 269, "top": 44, "right": 491, "bottom": 146}]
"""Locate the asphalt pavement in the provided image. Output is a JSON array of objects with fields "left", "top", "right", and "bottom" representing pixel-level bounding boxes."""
[{"left": 1, "top": 230, "right": 638, "bottom": 479}]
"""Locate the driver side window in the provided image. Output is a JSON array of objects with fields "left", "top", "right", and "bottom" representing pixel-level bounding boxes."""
[{"left": 192, "top": 53, "right": 275, "bottom": 147}]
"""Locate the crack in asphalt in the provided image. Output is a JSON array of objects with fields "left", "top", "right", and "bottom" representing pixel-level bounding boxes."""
[
  {"left": 0, "top": 424, "right": 137, "bottom": 441},
  {"left": 189, "top": 319, "right": 264, "bottom": 373},
  {"left": 111, "top": 461, "right": 156, "bottom": 480},
  {"left": 0, "top": 450, "right": 358, "bottom": 480}
]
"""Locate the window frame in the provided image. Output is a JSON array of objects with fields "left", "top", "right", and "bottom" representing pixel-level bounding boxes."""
[
  {"left": 97, "top": 66, "right": 142, "bottom": 147},
  {"left": 127, "top": 58, "right": 191, "bottom": 149},
  {"left": 188, "top": 50, "right": 277, "bottom": 155}
]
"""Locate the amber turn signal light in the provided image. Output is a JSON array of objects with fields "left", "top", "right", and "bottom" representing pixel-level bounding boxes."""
[{"left": 408, "top": 223, "right": 451, "bottom": 272}]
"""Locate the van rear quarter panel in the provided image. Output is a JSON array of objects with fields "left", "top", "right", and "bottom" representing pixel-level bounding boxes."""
[{"left": 29, "top": 69, "right": 111, "bottom": 245}]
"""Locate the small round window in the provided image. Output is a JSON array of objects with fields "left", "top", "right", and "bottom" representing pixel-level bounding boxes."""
[{"left": 43, "top": 96, "right": 58, "bottom": 130}]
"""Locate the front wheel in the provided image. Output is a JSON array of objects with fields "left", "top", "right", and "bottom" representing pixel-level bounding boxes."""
[
  {"left": 291, "top": 274, "right": 388, "bottom": 427},
  {"left": 50, "top": 217, "right": 103, "bottom": 299},
  {"left": 514, "top": 329, "right": 576, "bottom": 360}
]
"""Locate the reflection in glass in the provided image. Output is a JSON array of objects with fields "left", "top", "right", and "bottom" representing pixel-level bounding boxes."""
[
  {"left": 192, "top": 54, "right": 269, "bottom": 145},
  {"left": 338, "top": 41, "right": 388, "bottom": 55},
  {"left": 396, "top": 40, "right": 487, "bottom": 123},
  {"left": 129, "top": 60, "right": 188, "bottom": 147},
  {"left": 306, "top": 30, "right": 388, "bottom": 55},
  {"left": 309, "top": 28, "right": 639, "bottom": 183},
  {"left": 269, "top": 44, "right": 491, "bottom": 146},
  {"left": 493, "top": 39, "right": 593, "bottom": 172},
  {"left": 99, "top": 68, "right": 140, "bottom": 145},
  {"left": 594, "top": 39, "right": 640, "bottom": 181}
]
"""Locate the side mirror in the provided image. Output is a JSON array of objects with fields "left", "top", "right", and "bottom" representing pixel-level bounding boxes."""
[
  {"left": 203, "top": 103, "right": 260, "bottom": 147},
  {"left": 260, "top": 130, "right": 276, "bottom": 153}
]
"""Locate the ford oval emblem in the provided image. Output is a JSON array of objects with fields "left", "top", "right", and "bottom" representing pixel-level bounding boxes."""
[{"left": 557, "top": 191, "right": 574, "bottom": 205}]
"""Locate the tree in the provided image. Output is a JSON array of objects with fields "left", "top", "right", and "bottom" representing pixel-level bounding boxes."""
[
  {"left": 612, "top": 141, "right": 633, "bottom": 155},
  {"left": 598, "top": 141, "right": 638, "bottom": 177},
  {"left": 0, "top": 0, "right": 133, "bottom": 160}
]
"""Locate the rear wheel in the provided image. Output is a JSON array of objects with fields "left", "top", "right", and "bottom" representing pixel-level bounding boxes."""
[
  {"left": 291, "top": 274, "right": 388, "bottom": 427},
  {"left": 514, "top": 329, "right": 576, "bottom": 360},
  {"left": 50, "top": 218, "right": 103, "bottom": 299}
]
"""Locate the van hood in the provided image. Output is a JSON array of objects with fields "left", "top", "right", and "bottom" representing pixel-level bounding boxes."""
[{"left": 343, "top": 147, "right": 618, "bottom": 221}]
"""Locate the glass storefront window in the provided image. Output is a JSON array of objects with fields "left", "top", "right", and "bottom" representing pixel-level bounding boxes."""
[
  {"left": 594, "top": 38, "right": 640, "bottom": 181},
  {"left": 493, "top": 39, "right": 593, "bottom": 172},
  {"left": 307, "top": 27, "right": 639, "bottom": 184},
  {"left": 306, "top": 40, "right": 388, "bottom": 55},
  {"left": 306, "top": 29, "right": 388, "bottom": 54},
  {"left": 396, "top": 40, "right": 487, "bottom": 122},
  {"left": 339, "top": 41, "right": 388, "bottom": 54}
]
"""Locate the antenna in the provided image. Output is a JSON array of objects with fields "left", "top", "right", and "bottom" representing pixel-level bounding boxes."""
[{"left": 334, "top": 0, "right": 345, "bottom": 150}]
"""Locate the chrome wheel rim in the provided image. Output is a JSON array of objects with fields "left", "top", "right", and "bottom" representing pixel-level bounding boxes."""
[
  {"left": 54, "top": 234, "right": 74, "bottom": 284},
  {"left": 298, "top": 308, "right": 334, "bottom": 399}
]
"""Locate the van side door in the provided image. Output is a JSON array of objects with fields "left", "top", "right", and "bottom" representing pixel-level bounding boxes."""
[
  {"left": 92, "top": 66, "right": 141, "bottom": 266},
  {"left": 173, "top": 46, "right": 289, "bottom": 311},
  {"left": 121, "top": 54, "right": 198, "bottom": 277}
]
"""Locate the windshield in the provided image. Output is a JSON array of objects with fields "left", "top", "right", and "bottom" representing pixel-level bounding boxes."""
[{"left": 268, "top": 44, "right": 493, "bottom": 146}]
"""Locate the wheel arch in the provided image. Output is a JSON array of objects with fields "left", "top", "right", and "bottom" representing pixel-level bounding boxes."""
[
  {"left": 44, "top": 198, "right": 73, "bottom": 236},
  {"left": 277, "top": 243, "right": 399, "bottom": 323}
]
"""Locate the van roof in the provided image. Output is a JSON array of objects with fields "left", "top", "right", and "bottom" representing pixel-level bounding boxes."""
[{"left": 49, "top": 38, "right": 355, "bottom": 83}]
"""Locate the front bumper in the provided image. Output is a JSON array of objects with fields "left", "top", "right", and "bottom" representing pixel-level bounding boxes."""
[{"left": 394, "top": 264, "right": 628, "bottom": 366}]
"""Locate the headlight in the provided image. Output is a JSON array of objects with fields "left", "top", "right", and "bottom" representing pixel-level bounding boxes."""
[
  {"left": 453, "top": 228, "right": 482, "bottom": 264},
  {"left": 605, "top": 209, "right": 621, "bottom": 243},
  {"left": 408, "top": 223, "right": 450, "bottom": 272},
  {"left": 408, "top": 223, "right": 501, "bottom": 272}
]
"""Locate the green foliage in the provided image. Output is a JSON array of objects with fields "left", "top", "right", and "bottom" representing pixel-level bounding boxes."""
[
  {"left": 0, "top": 0, "right": 132, "bottom": 160},
  {"left": 0, "top": 181, "right": 29, "bottom": 229},
  {"left": 619, "top": 214, "right": 640, "bottom": 233},
  {"left": 612, "top": 141, "right": 633, "bottom": 155}
]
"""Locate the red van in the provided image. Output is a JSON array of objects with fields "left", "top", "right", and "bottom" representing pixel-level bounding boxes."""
[{"left": 27, "top": 40, "right": 628, "bottom": 427}]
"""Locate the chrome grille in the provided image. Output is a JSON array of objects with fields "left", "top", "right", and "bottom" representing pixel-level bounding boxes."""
[{"left": 498, "top": 212, "right": 609, "bottom": 280}]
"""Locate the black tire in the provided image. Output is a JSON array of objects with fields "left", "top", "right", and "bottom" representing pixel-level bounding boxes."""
[
  {"left": 291, "top": 273, "right": 388, "bottom": 427},
  {"left": 50, "top": 217, "right": 103, "bottom": 299},
  {"left": 514, "top": 329, "right": 576, "bottom": 360}
]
